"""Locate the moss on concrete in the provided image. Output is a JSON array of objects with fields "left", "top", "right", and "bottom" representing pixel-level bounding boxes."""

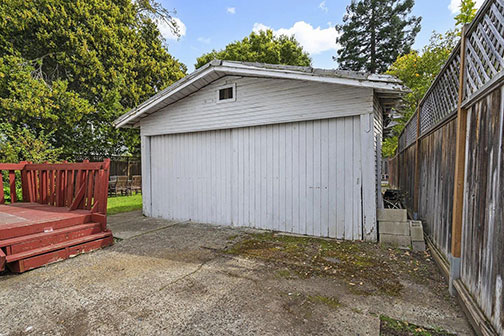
[
  {"left": 225, "top": 231, "right": 438, "bottom": 297},
  {"left": 379, "top": 315, "right": 455, "bottom": 336}
]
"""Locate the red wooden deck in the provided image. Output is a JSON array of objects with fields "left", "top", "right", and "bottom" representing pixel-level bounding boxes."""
[{"left": 0, "top": 160, "right": 113, "bottom": 273}]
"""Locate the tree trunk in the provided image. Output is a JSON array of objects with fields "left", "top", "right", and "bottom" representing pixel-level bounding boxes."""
[{"left": 370, "top": 1, "right": 376, "bottom": 74}]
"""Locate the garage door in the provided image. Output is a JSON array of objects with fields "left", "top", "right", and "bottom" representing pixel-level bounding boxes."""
[{"left": 149, "top": 117, "right": 363, "bottom": 239}]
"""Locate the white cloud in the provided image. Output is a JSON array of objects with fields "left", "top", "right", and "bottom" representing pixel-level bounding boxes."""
[
  {"left": 197, "top": 37, "right": 211, "bottom": 44},
  {"left": 227, "top": 7, "right": 236, "bottom": 14},
  {"left": 253, "top": 23, "right": 270, "bottom": 32},
  {"left": 253, "top": 21, "right": 339, "bottom": 55},
  {"left": 448, "top": 0, "right": 484, "bottom": 14},
  {"left": 157, "top": 17, "right": 186, "bottom": 40},
  {"left": 319, "top": 1, "right": 328, "bottom": 13}
]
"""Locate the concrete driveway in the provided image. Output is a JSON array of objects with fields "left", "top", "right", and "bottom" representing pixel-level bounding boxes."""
[{"left": 0, "top": 211, "right": 472, "bottom": 335}]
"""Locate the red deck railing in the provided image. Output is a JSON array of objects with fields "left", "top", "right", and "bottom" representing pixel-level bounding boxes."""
[{"left": 0, "top": 159, "right": 110, "bottom": 214}]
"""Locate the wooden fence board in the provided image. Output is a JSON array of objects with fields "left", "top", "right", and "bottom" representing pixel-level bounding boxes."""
[{"left": 461, "top": 87, "right": 504, "bottom": 335}]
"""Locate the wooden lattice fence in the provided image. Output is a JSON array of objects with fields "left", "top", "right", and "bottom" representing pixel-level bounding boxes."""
[{"left": 390, "top": 1, "right": 504, "bottom": 334}]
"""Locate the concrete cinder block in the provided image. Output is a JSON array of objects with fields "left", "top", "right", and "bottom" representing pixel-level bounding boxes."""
[
  {"left": 377, "top": 209, "right": 407, "bottom": 222},
  {"left": 379, "top": 233, "right": 411, "bottom": 248},
  {"left": 410, "top": 220, "right": 424, "bottom": 242},
  {"left": 379, "top": 221, "right": 410, "bottom": 235},
  {"left": 412, "top": 241, "right": 426, "bottom": 252}
]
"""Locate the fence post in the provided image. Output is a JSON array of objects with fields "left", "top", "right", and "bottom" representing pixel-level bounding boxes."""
[
  {"left": 449, "top": 24, "right": 468, "bottom": 295},
  {"left": 413, "top": 107, "right": 421, "bottom": 218}
]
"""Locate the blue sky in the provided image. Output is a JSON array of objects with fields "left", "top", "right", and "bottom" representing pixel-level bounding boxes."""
[{"left": 157, "top": 0, "right": 484, "bottom": 72}]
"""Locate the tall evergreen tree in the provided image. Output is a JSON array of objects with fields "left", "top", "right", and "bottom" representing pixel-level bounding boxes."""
[{"left": 334, "top": 0, "right": 421, "bottom": 74}]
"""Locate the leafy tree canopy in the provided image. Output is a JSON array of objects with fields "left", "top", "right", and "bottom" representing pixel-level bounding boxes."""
[
  {"left": 195, "top": 30, "right": 311, "bottom": 69},
  {"left": 0, "top": 0, "right": 186, "bottom": 161},
  {"left": 383, "top": 30, "right": 459, "bottom": 157},
  {"left": 335, "top": 0, "right": 422, "bottom": 74},
  {"left": 455, "top": 0, "right": 478, "bottom": 27}
]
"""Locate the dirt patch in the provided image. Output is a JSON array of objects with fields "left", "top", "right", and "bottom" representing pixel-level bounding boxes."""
[
  {"left": 225, "top": 232, "right": 439, "bottom": 297},
  {"left": 0, "top": 215, "right": 473, "bottom": 336},
  {"left": 379, "top": 315, "right": 455, "bottom": 336}
]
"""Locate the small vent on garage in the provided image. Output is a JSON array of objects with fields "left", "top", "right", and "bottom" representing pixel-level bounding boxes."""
[{"left": 217, "top": 84, "right": 236, "bottom": 103}]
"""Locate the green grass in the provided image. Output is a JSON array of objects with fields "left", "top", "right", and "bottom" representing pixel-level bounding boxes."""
[
  {"left": 379, "top": 315, "right": 455, "bottom": 336},
  {"left": 107, "top": 194, "right": 142, "bottom": 215}
]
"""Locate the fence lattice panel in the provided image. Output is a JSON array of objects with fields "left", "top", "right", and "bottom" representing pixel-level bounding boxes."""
[{"left": 398, "top": 0, "right": 504, "bottom": 153}]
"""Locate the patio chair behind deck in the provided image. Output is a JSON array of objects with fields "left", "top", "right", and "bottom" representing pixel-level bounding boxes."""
[
  {"left": 116, "top": 176, "right": 129, "bottom": 195},
  {"left": 131, "top": 175, "right": 142, "bottom": 194},
  {"left": 108, "top": 176, "right": 118, "bottom": 196}
]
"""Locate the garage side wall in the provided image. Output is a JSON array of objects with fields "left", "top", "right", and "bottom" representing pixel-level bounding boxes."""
[{"left": 149, "top": 117, "right": 366, "bottom": 240}]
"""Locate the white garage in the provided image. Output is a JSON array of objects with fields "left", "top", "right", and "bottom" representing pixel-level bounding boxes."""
[{"left": 115, "top": 61, "right": 406, "bottom": 241}]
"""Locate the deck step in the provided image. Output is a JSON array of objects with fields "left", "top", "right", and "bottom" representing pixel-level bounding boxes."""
[
  {"left": 6, "top": 231, "right": 113, "bottom": 263},
  {"left": 7, "top": 235, "right": 114, "bottom": 273},
  {"left": 0, "top": 223, "right": 103, "bottom": 255},
  {"left": 0, "top": 214, "right": 92, "bottom": 240}
]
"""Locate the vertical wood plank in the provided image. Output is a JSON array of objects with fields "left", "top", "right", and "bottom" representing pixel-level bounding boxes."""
[
  {"left": 344, "top": 117, "right": 354, "bottom": 240},
  {"left": 360, "top": 113, "right": 376, "bottom": 241},
  {"left": 354, "top": 116, "right": 363, "bottom": 240},
  {"left": 452, "top": 25, "right": 468, "bottom": 259},
  {"left": 9, "top": 170, "right": 16, "bottom": 203},
  {"left": 313, "top": 120, "right": 321, "bottom": 237},
  {"left": 0, "top": 172, "right": 4, "bottom": 204},
  {"left": 320, "top": 119, "right": 329, "bottom": 237},
  {"left": 336, "top": 119, "right": 346, "bottom": 239},
  {"left": 19, "top": 161, "right": 28, "bottom": 202},
  {"left": 141, "top": 135, "right": 152, "bottom": 216},
  {"left": 329, "top": 119, "right": 338, "bottom": 238}
]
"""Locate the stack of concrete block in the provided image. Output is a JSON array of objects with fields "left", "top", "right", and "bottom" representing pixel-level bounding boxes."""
[
  {"left": 409, "top": 220, "right": 426, "bottom": 252},
  {"left": 377, "top": 209, "right": 426, "bottom": 252}
]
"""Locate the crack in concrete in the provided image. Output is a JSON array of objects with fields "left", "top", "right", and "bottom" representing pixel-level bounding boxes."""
[
  {"left": 115, "top": 220, "right": 190, "bottom": 240},
  {"left": 159, "top": 255, "right": 218, "bottom": 291}
]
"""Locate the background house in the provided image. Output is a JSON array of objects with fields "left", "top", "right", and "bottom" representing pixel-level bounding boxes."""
[{"left": 115, "top": 60, "right": 407, "bottom": 241}]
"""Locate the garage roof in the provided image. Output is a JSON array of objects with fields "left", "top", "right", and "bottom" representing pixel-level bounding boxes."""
[{"left": 114, "top": 60, "right": 409, "bottom": 128}]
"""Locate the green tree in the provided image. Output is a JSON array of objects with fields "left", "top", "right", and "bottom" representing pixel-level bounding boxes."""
[
  {"left": 383, "top": 30, "right": 459, "bottom": 157},
  {"left": 195, "top": 30, "right": 311, "bottom": 69},
  {"left": 335, "top": 0, "right": 422, "bottom": 74},
  {"left": 0, "top": 123, "right": 62, "bottom": 164},
  {"left": 455, "top": 0, "right": 478, "bottom": 26},
  {"left": 0, "top": 0, "right": 186, "bottom": 159}
]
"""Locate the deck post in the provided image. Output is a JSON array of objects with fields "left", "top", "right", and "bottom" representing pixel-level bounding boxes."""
[{"left": 449, "top": 25, "right": 468, "bottom": 295}]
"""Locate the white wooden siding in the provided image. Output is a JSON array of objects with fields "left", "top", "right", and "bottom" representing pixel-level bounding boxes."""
[
  {"left": 373, "top": 94, "right": 384, "bottom": 211},
  {"left": 149, "top": 117, "right": 365, "bottom": 240},
  {"left": 140, "top": 76, "right": 373, "bottom": 136}
]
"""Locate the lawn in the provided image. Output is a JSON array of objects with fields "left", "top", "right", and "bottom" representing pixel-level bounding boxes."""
[{"left": 107, "top": 194, "right": 142, "bottom": 215}]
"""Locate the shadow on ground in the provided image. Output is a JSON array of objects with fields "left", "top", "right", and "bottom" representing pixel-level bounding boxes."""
[{"left": 0, "top": 211, "right": 473, "bottom": 336}]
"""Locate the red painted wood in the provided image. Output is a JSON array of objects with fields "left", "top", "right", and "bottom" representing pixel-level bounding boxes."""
[
  {"left": 0, "top": 163, "right": 26, "bottom": 170},
  {"left": 0, "top": 159, "right": 112, "bottom": 273},
  {"left": 2, "top": 222, "right": 102, "bottom": 254},
  {"left": 91, "top": 213, "right": 107, "bottom": 231},
  {"left": 70, "top": 184, "right": 86, "bottom": 211},
  {"left": 66, "top": 170, "right": 73, "bottom": 207},
  {"left": 0, "top": 248, "right": 5, "bottom": 272},
  {"left": 48, "top": 170, "right": 54, "bottom": 206},
  {"left": 7, "top": 235, "right": 113, "bottom": 273},
  {"left": 20, "top": 161, "right": 29, "bottom": 202},
  {"left": 25, "top": 162, "right": 105, "bottom": 170},
  {"left": 42, "top": 170, "right": 48, "bottom": 204},
  {"left": 0, "top": 203, "right": 92, "bottom": 240},
  {"left": 0, "top": 172, "right": 4, "bottom": 205},
  {"left": 8, "top": 170, "right": 16, "bottom": 203},
  {"left": 2, "top": 159, "right": 110, "bottom": 214},
  {"left": 6, "top": 231, "right": 112, "bottom": 262}
]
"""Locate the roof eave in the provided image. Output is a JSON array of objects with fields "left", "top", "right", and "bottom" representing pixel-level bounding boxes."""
[{"left": 115, "top": 61, "right": 409, "bottom": 128}]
